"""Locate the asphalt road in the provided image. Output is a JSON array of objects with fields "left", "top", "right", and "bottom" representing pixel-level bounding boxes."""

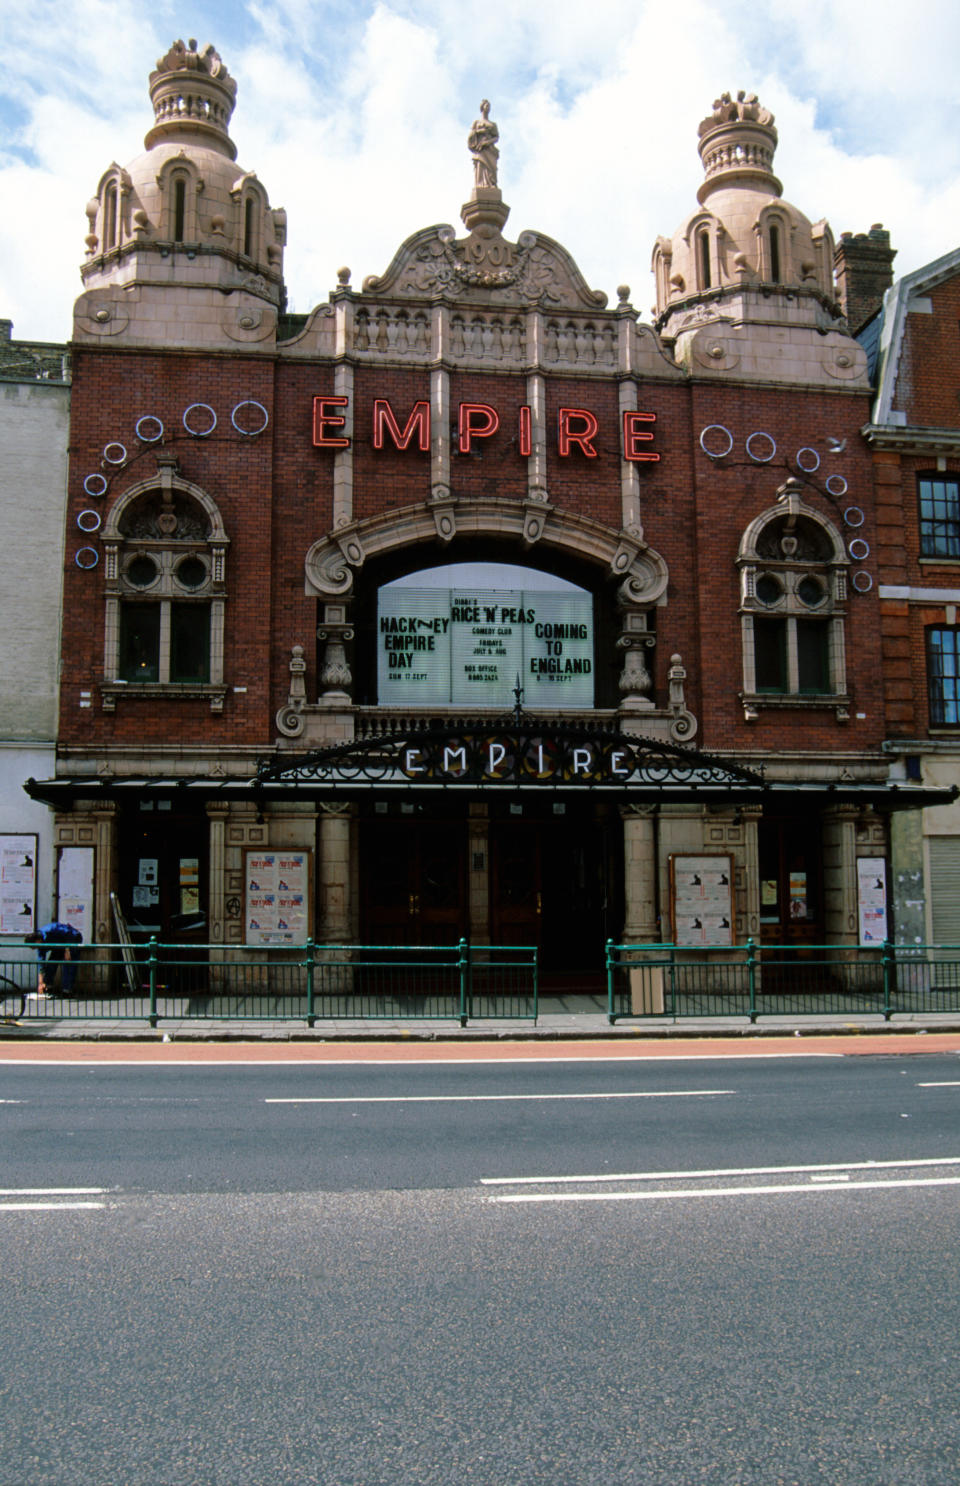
[{"left": 2, "top": 1047, "right": 960, "bottom": 1484}]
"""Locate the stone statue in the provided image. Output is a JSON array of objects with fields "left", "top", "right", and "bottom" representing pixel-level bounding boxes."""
[{"left": 468, "top": 100, "right": 499, "bottom": 189}]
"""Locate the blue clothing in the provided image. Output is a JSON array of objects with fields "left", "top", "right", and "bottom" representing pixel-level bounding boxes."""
[{"left": 35, "top": 922, "right": 83, "bottom": 992}]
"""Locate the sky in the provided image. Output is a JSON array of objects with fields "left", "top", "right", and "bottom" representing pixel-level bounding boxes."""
[{"left": 3, "top": 0, "right": 960, "bottom": 344}]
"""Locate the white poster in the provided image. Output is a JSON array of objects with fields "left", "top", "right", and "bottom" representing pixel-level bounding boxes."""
[
  {"left": 671, "top": 854, "right": 734, "bottom": 946},
  {"left": 377, "top": 588, "right": 594, "bottom": 708},
  {"left": 857, "top": 857, "right": 888, "bottom": 944},
  {"left": 57, "top": 845, "right": 95, "bottom": 944},
  {"left": 0, "top": 834, "right": 37, "bottom": 935}
]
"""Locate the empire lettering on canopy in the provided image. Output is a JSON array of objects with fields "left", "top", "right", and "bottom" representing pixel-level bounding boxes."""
[
  {"left": 400, "top": 736, "right": 642, "bottom": 784},
  {"left": 313, "top": 397, "right": 660, "bottom": 460}
]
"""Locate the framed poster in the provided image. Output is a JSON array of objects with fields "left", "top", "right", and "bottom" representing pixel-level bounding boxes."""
[
  {"left": 0, "top": 834, "right": 38, "bottom": 935},
  {"left": 57, "top": 845, "right": 95, "bottom": 944},
  {"left": 244, "top": 850, "right": 313, "bottom": 946},
  {"left": 857, "top": 857, "right": 888, "bottom": 944},
  {"left": 670, "top": 853, "right": 734, "bottom": 946}
]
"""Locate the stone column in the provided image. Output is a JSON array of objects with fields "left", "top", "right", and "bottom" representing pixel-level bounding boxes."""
[
  {"left": 620, "top": 805, "right": 659, "bottom": 942},
  {"left": 822, "top": 804, "right": 859, "bottom": 944},
  {"left": 319, "top": 803, "right": 353, "bottom": 944},
  {"left": 206, "top": 803, "right": 228, "bottom": 945}
]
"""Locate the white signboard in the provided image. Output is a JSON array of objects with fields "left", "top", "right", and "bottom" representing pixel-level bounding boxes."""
[
  {"left": 857, "top": 857, "right": 888, "bottom": 944},
  {"left": 378, "top": 588, "right": 594, "bottom": 708},
  {"left": 244, "top": 851, "right": 312, "bottom": 946},
  {"left": 0, "top": 834, "right": 37, "bottom": 935}
]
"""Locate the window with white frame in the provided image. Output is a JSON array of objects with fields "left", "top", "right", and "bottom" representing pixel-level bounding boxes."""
[{"left": 738, "top": 491, "right": 849, "bottom": 718}]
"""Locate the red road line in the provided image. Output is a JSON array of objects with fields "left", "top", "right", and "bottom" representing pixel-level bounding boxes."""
[{"left": 1, "top": 1034, "right": 959, "bottom": 1063}]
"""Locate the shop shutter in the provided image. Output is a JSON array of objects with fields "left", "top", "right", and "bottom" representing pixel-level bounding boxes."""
[{"left": 928, "top": 837, "right": 960, "bottom": 956}]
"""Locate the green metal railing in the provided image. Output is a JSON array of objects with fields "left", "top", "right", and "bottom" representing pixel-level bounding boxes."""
[
  {"left": 605, "top": 939, "right": 960, "bottom": 1022},
  {"left": 0, "top": 939, "right": 538, "bottom": 1027}
]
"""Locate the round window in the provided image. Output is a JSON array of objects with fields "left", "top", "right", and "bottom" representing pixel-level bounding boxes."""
[
  {"left": 797, "top": 576, "right": 826, "bottom": 607},
  {"left": 176, "top": 556, "right": 207, "bottom": 590},
  {"left": 126, "top": 555, "right": 158, "bottom": 588},
  {"left": 755, "top": 574, "right": 782, "bottom": 606}
]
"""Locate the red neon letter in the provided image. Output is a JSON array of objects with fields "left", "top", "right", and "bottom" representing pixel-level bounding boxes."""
[
  {"left": 312, "top": 395, "right": 350, "bottom": 449},
  {"left": 622, "top": 410, "right": 660, "bottom": 463},
  {"left": 372, "top": 399, "right": 431, "bottom": 451},
  {"left": 518, "top": 405, "right": 532, "bottom": 457},
  {"left": 458, "top": 402, "right": 500, "bottom": 454},
  {"left": 558, "top": 407, "right": 599, "bottom": 458}
]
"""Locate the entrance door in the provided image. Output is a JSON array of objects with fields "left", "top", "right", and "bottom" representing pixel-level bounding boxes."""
[
  {"left": 118, "top": 808, "right": 208, "bottom": 943},
  {"left": 758, "top": 816, "right": 824, "bottom": 945},
  {"left": 361, "top": 819, "right": 467, "bottom": 945},
  {"left": 489, "top": 812, "right": 613, "bottom": 975}
]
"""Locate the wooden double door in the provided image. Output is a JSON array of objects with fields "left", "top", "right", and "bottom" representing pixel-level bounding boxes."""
[{"left": 360, "top": 808, "right": 615, "bottom": 970}]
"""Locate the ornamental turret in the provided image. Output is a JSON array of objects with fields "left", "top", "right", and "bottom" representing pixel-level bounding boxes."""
[
  {"left": 652, "top": 91, "right": 868, "bottom": 387},
  {"left": 75, "top": 40, "right": 286, "bottom": 349}
]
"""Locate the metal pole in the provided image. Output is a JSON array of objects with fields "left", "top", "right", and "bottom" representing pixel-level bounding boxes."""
[
  {"left": 148, "top": 936, "right": 158, "bottom": 1028},
  {"left": 747, "top": 937, "right": 757, "bottom": 1023},
  {"left": 458, "top": 938, "right": 469, "bottom": 1027},
  {"left": 305, "top": 938, "right": 315, "bottom": 1028}
]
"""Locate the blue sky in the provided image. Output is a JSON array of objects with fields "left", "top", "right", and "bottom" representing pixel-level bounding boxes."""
[{"left": 3, "top": 0, "right": 960, "bottom": 342}]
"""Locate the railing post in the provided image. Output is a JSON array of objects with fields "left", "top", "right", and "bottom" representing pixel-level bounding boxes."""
[
  {"left": 746, "top": 937, "right": 758, "bottom": 1023},
  {"left": 531, "top": 944, "right": 538, "bottom": 1025},
  {"left": 605, "top": 938, "right": 616, "bottom": 1024},
  {"left": 458, "top": 938, "right": 469, "bottom": 1027},
  {"left": 882, "top": 938, "right": 893, "bottom": 1021},
  {"left": 148, "top": 936, "right": 159, "bottom": 1028},
  {"left": 305, "top": 937, "right": 316, "bottom": 1028}
]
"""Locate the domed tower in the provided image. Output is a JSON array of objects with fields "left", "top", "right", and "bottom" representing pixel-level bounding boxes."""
[
  {"left": 652, "top": 91, "right": 867, "bottom": 387},
  {"left": 74, "top": 39, "right": 286, "bottom": 349}
]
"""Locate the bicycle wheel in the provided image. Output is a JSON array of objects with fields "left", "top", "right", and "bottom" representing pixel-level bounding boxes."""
[{"left": 0, "top": 975, "right": 26, "bottom": 1022}]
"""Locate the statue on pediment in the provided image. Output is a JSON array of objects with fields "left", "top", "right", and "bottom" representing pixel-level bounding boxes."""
[{"left": 468, "top": 100, "right": 499, "bottom": 189}]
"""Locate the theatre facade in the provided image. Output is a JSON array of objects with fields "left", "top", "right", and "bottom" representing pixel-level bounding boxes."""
[{"left": 28, "top": 45, "right": 938, "bottom": 974}]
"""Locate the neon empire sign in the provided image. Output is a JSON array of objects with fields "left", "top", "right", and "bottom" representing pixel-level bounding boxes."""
[{"left": 313, "top": 397, "right": 660, "bottom": 461}]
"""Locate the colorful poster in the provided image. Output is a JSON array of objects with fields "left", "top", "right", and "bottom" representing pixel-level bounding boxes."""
[
  {"left": 244, "top": 851, "right": 311, "bottom": 945},
  {"left": 57, "top": 845, "right": 95, "bottom": 944},
  {"left": 0, "top": 835, "right": 37, "bottom": 935}
]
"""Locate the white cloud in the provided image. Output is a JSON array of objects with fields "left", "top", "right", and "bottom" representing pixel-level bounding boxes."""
[{"left": 2, "top": 0, "right": 960, "bottom": 340}]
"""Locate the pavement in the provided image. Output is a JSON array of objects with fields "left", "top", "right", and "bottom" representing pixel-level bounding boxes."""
[{"left": 4, "top": 994, "right": 960, "bottom": 1042}]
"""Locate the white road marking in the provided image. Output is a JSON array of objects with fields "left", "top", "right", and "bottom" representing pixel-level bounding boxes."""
[
  {"left": 491, "top": 1175, "right": 960, "bottom": 1205},
  {"left": 0, "top": 1202, "right": 105, "bottom": 1211},
  {"left": 917, "top": 1081, "right": 960, "bottom": 1087},
  {"left": 264, "top": 1089, "right": 735, "bottom": 1105},
  {"left": 481, "top": 1155, "right": 960, "bottom": 1186},
  {"left": 0, "top": 1187, "right": 108, "bottom": 1196}
]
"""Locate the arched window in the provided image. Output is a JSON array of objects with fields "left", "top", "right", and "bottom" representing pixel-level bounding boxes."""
[
  {"left": 738, "top": 491, "right": 849, "bottom": 720},
  {"left": 100, "top": 479, "right": 229, "bottom": 711},
  {"left": 697, "top": 228, "right": 712, "bottom": 290},
  {"left": 173, "top": 178, "right": 187, "bottom": 242},
  {"left": 103, "top": 183, "right": 118, "bottom": 252},
  {"left": 243, "top": 196, "right": 257, "bottom": 259},
  {"left": 768, "top": 224, "right": 781, "bottom": 282}
]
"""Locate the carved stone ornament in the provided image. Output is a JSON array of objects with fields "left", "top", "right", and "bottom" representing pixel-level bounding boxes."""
[{"left": 362, "top": 224, "right": 607, "bottom": 310}]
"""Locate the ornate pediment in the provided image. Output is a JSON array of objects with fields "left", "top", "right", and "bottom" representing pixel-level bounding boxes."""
[{"left": 362, "top": 223, "right": 608, "bottom": 312}]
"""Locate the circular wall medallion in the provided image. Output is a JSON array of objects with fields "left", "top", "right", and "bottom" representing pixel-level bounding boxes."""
[
  {"left": 135, "top": 415, "right": 164, "bottom": 443},
  {"left": 852, "top": 570, "right": 873, "bottom": 592},
  {"left": 843, "top": 506, "right": 865, "bottom": 528},
  {"left": 825, "top": 474, "right": 848, "bottom": 496},
  {"left": 745, "top": 431, "right": 776, "bottom": 463},
  {"left": 103, "top": 442, "right": 127, "bottom": 465},
  {"left": 849, "top": 538, "right": 870, "bottom": 561},
  {"left": 699, "top": 424, "right": 733, "bottom": 460},
  {"left": 75, "top": 547, "right": 99, "bottom": 569},
  {"left": 231, "top": 400, "right": 269, "bottom": 436},
  {"left": 77, "top": 509, "right": 102, "bottom": 532},
  {"left": 83, "top": 473, "right": 108, "bottom": 497},
  {"left": 795, "top": 447, "right": 820, "bottom": 472},
  {"left": 183, "top": 403, "right": 218, "bottom": 437}
]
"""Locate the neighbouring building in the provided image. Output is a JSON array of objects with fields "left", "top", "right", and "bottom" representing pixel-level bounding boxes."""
[
  {"left": 24, "top": 51, "right": 947, "bottom": 981},
  {"left": 0, "top": 322, "right": 70, "bottom": 959},
  {"left": 867, "top": 245, "right": 960, "bottom": 953}
]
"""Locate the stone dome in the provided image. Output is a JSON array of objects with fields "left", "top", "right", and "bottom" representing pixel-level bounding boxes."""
[{"left": 77, "top": 40, "right": 287, "bottom": 345}]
